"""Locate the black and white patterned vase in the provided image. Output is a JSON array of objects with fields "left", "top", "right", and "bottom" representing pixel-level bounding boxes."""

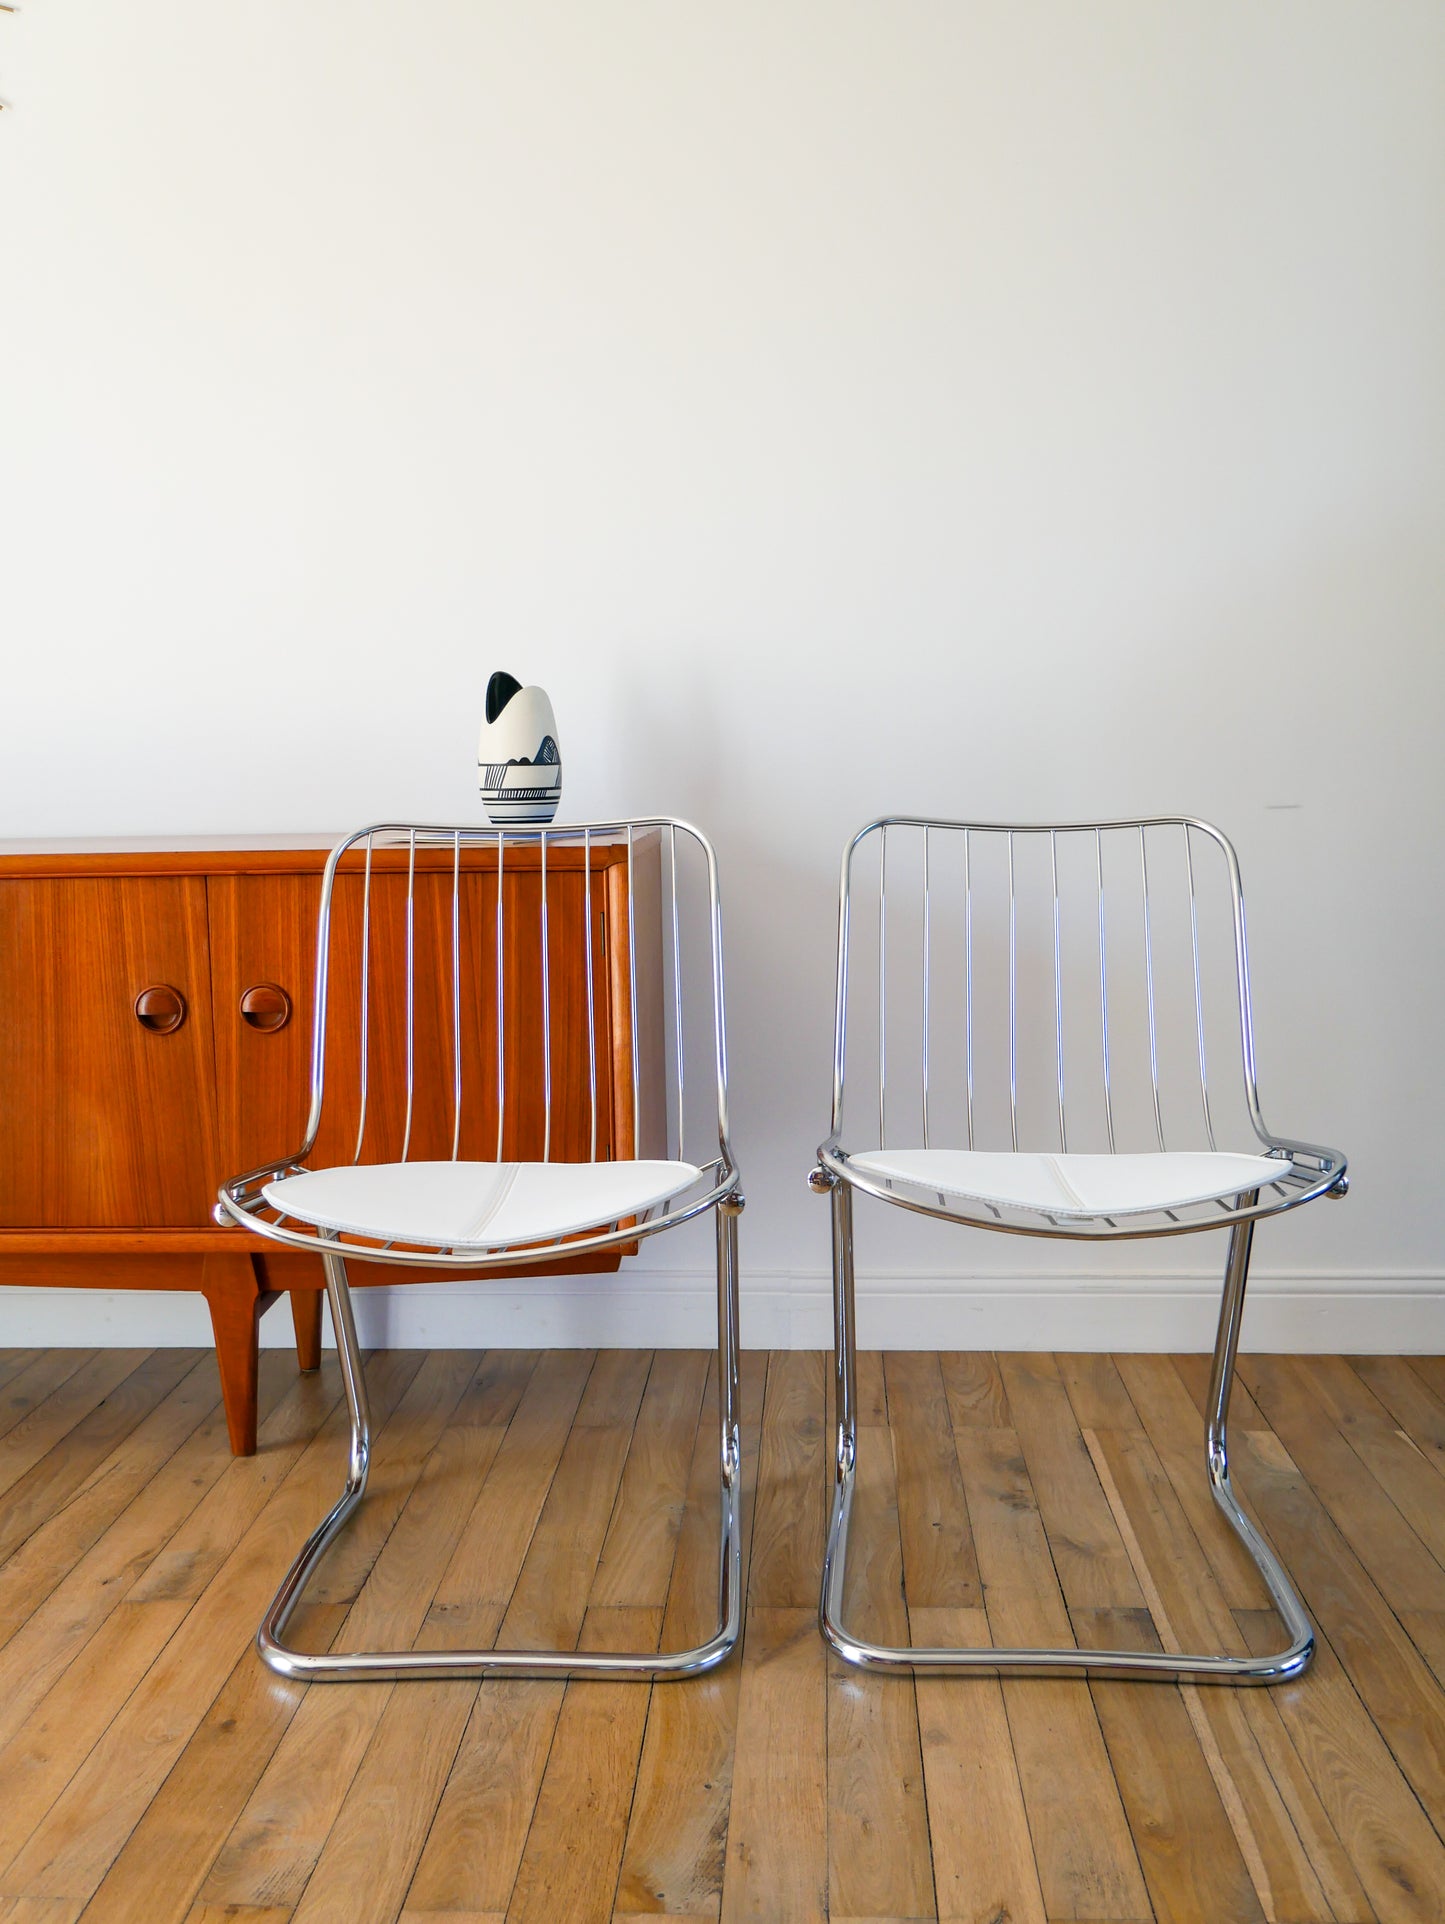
[{"left": 477, "top": 671, "right": 563, "bottom": 824}]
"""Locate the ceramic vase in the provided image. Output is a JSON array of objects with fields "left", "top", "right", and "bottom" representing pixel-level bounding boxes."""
[{"left": 477, "top": 671, "right": 562, "bottom": 823}]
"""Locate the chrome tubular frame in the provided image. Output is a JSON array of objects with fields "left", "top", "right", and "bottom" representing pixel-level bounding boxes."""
[
  {"left": 221, "top": 818, "right": 744, "bottom": 1684},
  {"left": 814, "top": 815, "right": 1347, "bottom": 1685}
]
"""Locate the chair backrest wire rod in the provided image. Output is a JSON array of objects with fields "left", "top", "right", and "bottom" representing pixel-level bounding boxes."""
[
  {"left": 495, "top": 830, "right": 505, "bottom": 1163},
  {"left": 451, "top": 831, "right": 462, "bottom": 1162},
  {"left": 585, "top": 826, "right": 597, "bottom": 1162},
  {"left": 827, "top": 814, "right": 1297, "bottom": 1175},
  {"left": 401, "top": 828, "right": 417, "bottom": 1164},
  {"left": 278, "top": 818, "right": 734, "bottom": 1194},
  {"left": 1139, "top": 824, "right": 1166, "bottom": 1153}
]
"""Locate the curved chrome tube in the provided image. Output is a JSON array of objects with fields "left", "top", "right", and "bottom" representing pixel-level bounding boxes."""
[
  {"left": 814, "top": 1135, "right": 1344, "bottom": 1243},
  {"left": 259, "top": 1201, "right": 744, "bottom": 1684},
  {"left": 242, "top": 815, "right": 744, "bottom": 1685},
  {"left": 216, "top": 1160, "right": 740, "bottom": 1268},
  {"left": 815, "top": 813, "right": 1333, "bottom": 1687},
  {"left": 817, "top": 1179, "right": 1314, "bottom": 1685}
]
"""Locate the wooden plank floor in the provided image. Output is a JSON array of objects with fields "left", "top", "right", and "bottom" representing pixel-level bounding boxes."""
[{"left": 1, "top": 1347, "right": 1444, "bottom": 1922}]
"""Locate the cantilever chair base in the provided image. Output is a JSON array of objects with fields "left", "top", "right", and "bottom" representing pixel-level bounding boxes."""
[
  {"left": 817, "top": 1177, "right": 1315, "bottom": 1688},
  {"left": 221, "top": 817, "right": 746, "bottom": 1686},
  {"left": 258, "top": 1201, "right": 744, "bottom": 1685},
  {"left": 814, "top": 814, "right": 1343, "bottom": 1690}
]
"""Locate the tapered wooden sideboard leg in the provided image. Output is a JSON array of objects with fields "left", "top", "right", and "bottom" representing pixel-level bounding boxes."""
[
  {"left": 201, "top": 1253, "right": 273, "bottom": 1456},
  {"left": 290, "top": 1286, "right": 323, "bottom": 1372}
]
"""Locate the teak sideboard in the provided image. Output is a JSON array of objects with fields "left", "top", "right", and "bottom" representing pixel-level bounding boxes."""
[{"left": 0, "top": 837, "right": 660, "bottom": 1453}]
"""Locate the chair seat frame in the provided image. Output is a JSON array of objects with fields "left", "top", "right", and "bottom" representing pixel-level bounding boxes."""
[
  {"left": 813, "top": 815, "right": 1348, "bottom": 1685},
  {"left": 218, "top": 818, "right": 743, "bottom": 1684}
]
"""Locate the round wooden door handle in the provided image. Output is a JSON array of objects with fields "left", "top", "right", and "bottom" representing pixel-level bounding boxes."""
[
  {"left": 240, "top": 983, "right": 292, "bottom": 1032},
  {"left": 134, "top": 984, "right": 186, "bottom": 1034}
]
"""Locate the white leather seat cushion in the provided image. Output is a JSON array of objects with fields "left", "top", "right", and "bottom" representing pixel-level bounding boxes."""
[
  {"left": 847, "top": 1148, "right": 1288, "bottom": 1218},
  {"left": 264, "top": 1159, "right": 702, "bottom": 1248}
]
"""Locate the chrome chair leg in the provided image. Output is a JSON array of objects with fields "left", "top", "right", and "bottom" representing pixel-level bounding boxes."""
[
  {"left": 819, "top": 1185, "right": 1315, "bottom": 1684},
  {"left": 257, "top": 1210, "right": 745, "bottom": 1684}
]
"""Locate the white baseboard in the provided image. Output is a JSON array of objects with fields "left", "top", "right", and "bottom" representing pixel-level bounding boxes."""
[{"left": 2, "top": 1270, "right": 1442, "bottom": 1353}]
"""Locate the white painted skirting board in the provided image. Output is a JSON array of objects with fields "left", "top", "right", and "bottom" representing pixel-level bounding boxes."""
[{"left": 2, "top": 1272, "right": 1442, "bottom": 1353}]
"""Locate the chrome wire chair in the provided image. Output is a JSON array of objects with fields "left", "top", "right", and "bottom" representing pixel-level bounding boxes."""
[
  {"left": 811, "top": 816, "right": 1347, "bottom": 1684},
  {"left": 219, "top": 819, "right": 743, "bottom": 1683}
]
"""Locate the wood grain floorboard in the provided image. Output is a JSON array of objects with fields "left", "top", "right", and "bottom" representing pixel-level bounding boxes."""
[
  {"left": 1239, "top": 1355, "right": 1445, "bottom": 1616},
  {"left": 0, "top": 1351, "right": 97, "bottom": 1448},
  {"left": 826, "top": 1406, "right": 934, "bottom": 1920},
  {"left": 721, "top": 1352, "right": 830, "bottom": 1921},
  {"left": 0, "top": 1351, "right": 152, "bottom": 1505},
  {"left": 1085, "top": 1419, "right": 1366, "bottom": 1923},
  {"left": 955, "top": 1425, "right": 1152, "bottom": 1922},
  {"left": 1226, "top": 1409, "right": 1445, "bottom": 1824},
  {"left": 0, "top": 1351, "right": 45, "bottom": 1393},
  {"left": 0, "top": 1351, "right": 424, "bottom": 1907},
  {"left": 721, "top": 1606, "right": 827, "bottom": 1924},
  {"left": 0, "top": 1353, "right": 230, "bottom": 1645},
  {"left": 1111, "top": 1353, "right": 1273, "bottom": 1614},
  {"left": 122, "top": 1357, "right": 349, "bottom": 1609},
  {"left": 937, "top": 1349, "right": 1012, "bottom": 1429},
  {"left": 1000, "top": 1352, "right": 1145, "bottom": 1617},
  {"left": 884, "top": 1350, "right": 979, "bottom": 1610},
  {"left": 746, "top": 1348, "right": 827, "bottom": 1611},
  {"left": 0, "top": 1349, "right": 202, "bottom": 1568},
  {"left": 394, "top": 1351, "right": 604, "bottom": 1919},
  {"left": 613, "top": 1356, "right": 766, "bottom": 1921},
  {"left": 503, "top": 1606, "right": 662, "bottom": 1924},
  {"left": 0, "top": 1348, "right": 1441, "bottom": 1921},
  {"left": 385, "top": 1351, "right": 653, "bottom": 1923},
  {"left": 1348, "top": 1356, "right": 1445, "bottom": 1481},
  {"left": 198, "top": 1350, "right": 491, "bottom": 1915},
  {"left": 913, "top": 1605, "right": 1046, "bottom": 1924},
  {"left": 498, "top": 1363, "right": 702, "bottom": 1922},
  {"left": 0, "top": 1354, "right": 303, "bottom": 1778}
]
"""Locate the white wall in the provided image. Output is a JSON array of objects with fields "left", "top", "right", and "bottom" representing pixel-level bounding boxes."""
[{"left": 3, "top": 2, "right": 1442, "bottom": 1349}]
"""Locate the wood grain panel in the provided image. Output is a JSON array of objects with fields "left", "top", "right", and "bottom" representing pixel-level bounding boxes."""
[
  {"left": 590, "top": 1350, "right": 711, "bottom": 1611},
  {"left": 0, "top": 839, "right": 666, "bottom": 1466},
  {"left": 0, "top": 1350, "right": 47, "bottom": 1397},
  {"left": 0, "top": 878, "right": 219, "bottom": 1225},
  {"left": 208, "top": 855, "right": 630, "bottom": 1181},
  {"left": 1288, "top": 1354, "right": 1445, "bottom": 1575}
]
